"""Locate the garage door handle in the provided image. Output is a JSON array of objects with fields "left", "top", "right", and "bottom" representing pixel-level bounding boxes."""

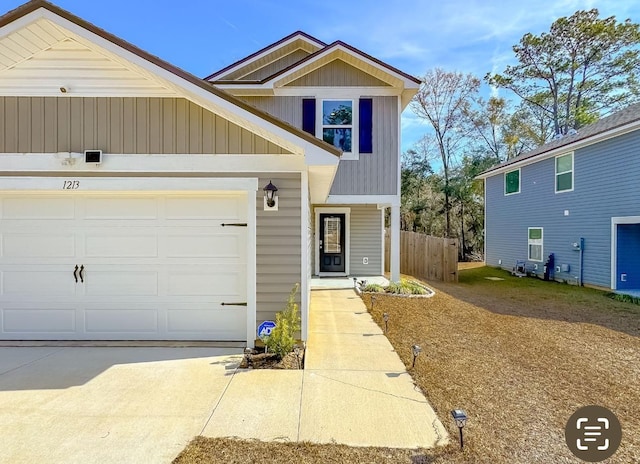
[
  {"left": 73, "top": 265, "right": 79, "bottom": 283},
  {"left": 79, "top": 265, "right": 85, "bottom": 283}
]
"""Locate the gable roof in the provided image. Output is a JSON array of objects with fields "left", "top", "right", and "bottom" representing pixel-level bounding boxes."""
[
  {"left": 477, "top": 102, "right": 640, "bottom": 179},
  {"left": 210, "top": 36, "right": 421, "bottom": 107},
  {"left": 210, "top": 39, "right": 421, "bottom": 87},
  {"left": 204, "top": 31, "right": 326, "bottom": 81},
  {"left": 0, "top": 0, "right": 341, "bottom": 159}
]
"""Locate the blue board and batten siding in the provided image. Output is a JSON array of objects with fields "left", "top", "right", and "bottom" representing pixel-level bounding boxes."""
[{"left": 485, "top": 129, "right": 640, "bottom": 289}]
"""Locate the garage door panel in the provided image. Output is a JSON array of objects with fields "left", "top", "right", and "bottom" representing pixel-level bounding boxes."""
[
  {"left": 165, "top": 196, "right": 245, "bottom": 221},
  {"left": 165, "top": 233, "right": 245, "bottom": 259},
  {"left": 167, "top": 269, "right": 244, "bottom": 297},
  {"left": 3, "top": 270, "right": 76, "bottom": 296},
  {"left": 85, "top": 309, "right": 158, "bottom": 333},
  {"left": 167, "top": 307, "right": 245, "bottom": 338},
  {"left": 3, "top": 234, "right": 76, "bottom": 258},
  {"left": 0, "top": 192, "right": 249, "bottom": 341},
  {"left": 84, "top": 271, "right": 158, "bottom": 296},
  {"left": 85, "top": 234, "right": 158, "bottom": 258},
  {"left": 83, "top": 197, "right": 158, "bottom": 220},
  {"left": 1, "top": 197, "right": 75, "bottom": 220},
  {"left": 3, "top": 308, "right": 76, "bottom": 333}
]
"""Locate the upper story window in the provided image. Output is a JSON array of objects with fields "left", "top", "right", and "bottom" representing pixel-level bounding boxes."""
[
  {"left": 322, "top": 100, "right": 353, "bottom": 152},
  {"left": 504, "top": 169, "right": 520, "bottom": 195},
  {"left": 555, "top": 153, "right": 573, "bottom": 193},
  {"left": 302, "top": 98, "right": 373, "bottom": 161}
]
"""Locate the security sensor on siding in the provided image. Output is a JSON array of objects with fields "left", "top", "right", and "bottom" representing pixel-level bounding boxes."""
[
  {"left": 58, "top": 152, "right": 76, "bottom": 166},
  {"left": 84, "top": 150, "right": 102, "bottom": 164}
]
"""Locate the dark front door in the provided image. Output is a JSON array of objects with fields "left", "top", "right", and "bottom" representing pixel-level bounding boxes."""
[{"left": 319, "top": 213, "right": 345, "bottom": 273}]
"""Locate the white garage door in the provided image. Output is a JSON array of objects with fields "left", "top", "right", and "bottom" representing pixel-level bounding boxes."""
[{"left": 0, "top": 193, "right": 248, "bottom": 340}]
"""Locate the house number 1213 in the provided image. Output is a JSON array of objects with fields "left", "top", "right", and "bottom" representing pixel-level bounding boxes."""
[{"left": 62, "top": 180, "right": 80, "bottom": 190}]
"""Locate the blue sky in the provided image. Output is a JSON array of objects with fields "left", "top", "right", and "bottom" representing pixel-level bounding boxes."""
[{"left": 6, "top": 0, "right": 639, "bottom": 151}]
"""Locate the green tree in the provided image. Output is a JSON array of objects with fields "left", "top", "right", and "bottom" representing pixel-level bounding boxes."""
[
  {"left": 450, "top": 155, "right": 495, "bottom": 259},
  {"left": 411, "top": 68, "right": 480, "bottom": 237},
  {"left": 487, "top": 9, "right": 640, "bottom": 136},
  {"left": 465, "top": 96, "right": 511, "bottom": 163}
]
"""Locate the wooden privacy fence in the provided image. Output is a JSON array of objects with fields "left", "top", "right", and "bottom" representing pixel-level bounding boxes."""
[{"left": 385, "top": 230, "right": 458, "bottom": 283}]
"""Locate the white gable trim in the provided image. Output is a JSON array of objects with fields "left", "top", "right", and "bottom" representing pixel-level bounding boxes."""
[
  {"left": 0, "top": 8, "right": 340, "bottom": 167},
  {"left": 208, "top": 33, "right": 325, "bottom": 81},
  {"left": 214, "top": 45, "right": 419, "bottom": 93},
  {"left": 269, "top": 45, "right": 418, "bottom": 89}
]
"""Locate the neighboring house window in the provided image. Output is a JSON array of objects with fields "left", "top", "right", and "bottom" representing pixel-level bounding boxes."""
[
  {"left": 528, "top": 227, "right": 543, "bottom": 262},
  {"left": 322, "top": 100, "right": 353, "bottom": 152},
  {"left": 504, "top": 169, "right": 520, "bottom": 195},
  {"left": 555, "top": 153, "right": 573, "bottom": 192}
]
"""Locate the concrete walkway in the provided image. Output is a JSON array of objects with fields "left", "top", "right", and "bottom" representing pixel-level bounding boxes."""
[{"left": 202, "top": 289, "right": 448, "bottom": 448}]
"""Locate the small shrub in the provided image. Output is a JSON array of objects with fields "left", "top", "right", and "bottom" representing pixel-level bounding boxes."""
[
  {"left": 607, "top": 292, "right": 640, "bottom": 305},
  {"left": 363, "top": 283, "right": 385, "bottom": 293},
  {"left": 385, "top": 281, "right": 402, "bottom": 294},
  {"left": 265, "top": 284, "right": 301, "bottom": 359},
  {"left": 385, "top": 281, "right": 411, "bottom": 295},
  {"left": 404, "top": 281, "right": 428, "bottom": 295},
  {"left": 385, "top": 280, "right": 428, "bottom": 295}
]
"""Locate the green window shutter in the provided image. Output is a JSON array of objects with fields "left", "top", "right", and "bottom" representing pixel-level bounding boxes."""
[{"left": 505, "top": 170, "right": 519, "bottom": 194}]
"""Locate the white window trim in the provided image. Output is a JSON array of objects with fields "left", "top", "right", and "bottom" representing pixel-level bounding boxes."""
[
  {"left": 555, "top": 152, "right": 574, "bottom": 193},
  {"left": 317, "top": 99, "right": 359, "bottom": 161},
  {"left": 528, "top": 227, "right": 544, "bottom": 262},
  {"left": 504, "top": 168, "right": 520, "bottom": 196},
  {"left": 314, "top": 207, "right": 350, "bottom": 276}
]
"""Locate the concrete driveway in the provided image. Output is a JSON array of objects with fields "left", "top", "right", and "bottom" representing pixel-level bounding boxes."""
[
  {"left": 0, "top": 346, "right": 242, "bottom": 464},
  {"left": 0, "top": 290, "right": 447, "bottom": 463}
]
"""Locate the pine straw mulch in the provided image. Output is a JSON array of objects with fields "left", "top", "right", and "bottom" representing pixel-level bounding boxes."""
[
  {"left": 364, "top": 267, "right": 640, "bottom": 463},
  {"left": 173, "top": 436, "right": 444, "bottom": 464},
  {"left": 174, "top": 266, "right": 640, "bottom": 463},
  {"left": 238, "top": 348, "right": 304, "bottom": 369}
]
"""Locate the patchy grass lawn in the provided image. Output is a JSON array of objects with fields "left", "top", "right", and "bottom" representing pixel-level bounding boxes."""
[{"left": 174, "top": 267, "right": 640, "bottom": 463}]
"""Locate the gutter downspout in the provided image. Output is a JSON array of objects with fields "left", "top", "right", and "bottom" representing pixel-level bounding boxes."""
[{"left": 579, "top": 237, "right": 585, "bottom": 286}]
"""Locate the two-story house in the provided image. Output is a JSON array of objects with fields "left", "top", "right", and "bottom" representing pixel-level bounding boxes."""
[
  {"left": 479, "top": 103, "right": 640, "bottom": 294},
  {"left": 0, "top": 1, "right": 419, "bottom": 346}
]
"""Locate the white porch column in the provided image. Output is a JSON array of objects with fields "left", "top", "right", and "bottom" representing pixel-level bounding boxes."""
[{"left": 390, "top": 205, "right": 400, "bottom": 282}]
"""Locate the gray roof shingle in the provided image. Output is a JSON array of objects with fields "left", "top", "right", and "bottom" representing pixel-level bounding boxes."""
[{"left": 480, "top": 102, "right": 640, "bottom": 176}]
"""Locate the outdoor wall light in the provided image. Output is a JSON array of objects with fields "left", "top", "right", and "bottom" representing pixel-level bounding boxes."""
[
  {"left": 263, "top": 180, "right": 278, "bottom": 210},
  {"left": 451, "top": 409, "right": 468, "bottom": 449},
  {"left": 383, "top": 312, "right": 389, "bottom": 333},
  {"left": 411, "top": 344, "right": 422, "bottom": 368}
]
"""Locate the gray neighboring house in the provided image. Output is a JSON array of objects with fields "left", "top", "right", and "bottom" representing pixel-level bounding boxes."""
[{"left": 477, "top": 103, "right": 640, "bottom": 293}]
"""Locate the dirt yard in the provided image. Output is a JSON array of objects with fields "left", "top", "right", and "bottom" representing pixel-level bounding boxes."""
[{"left": 174, "top": 267, "right": 640, "bottom": 463}]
